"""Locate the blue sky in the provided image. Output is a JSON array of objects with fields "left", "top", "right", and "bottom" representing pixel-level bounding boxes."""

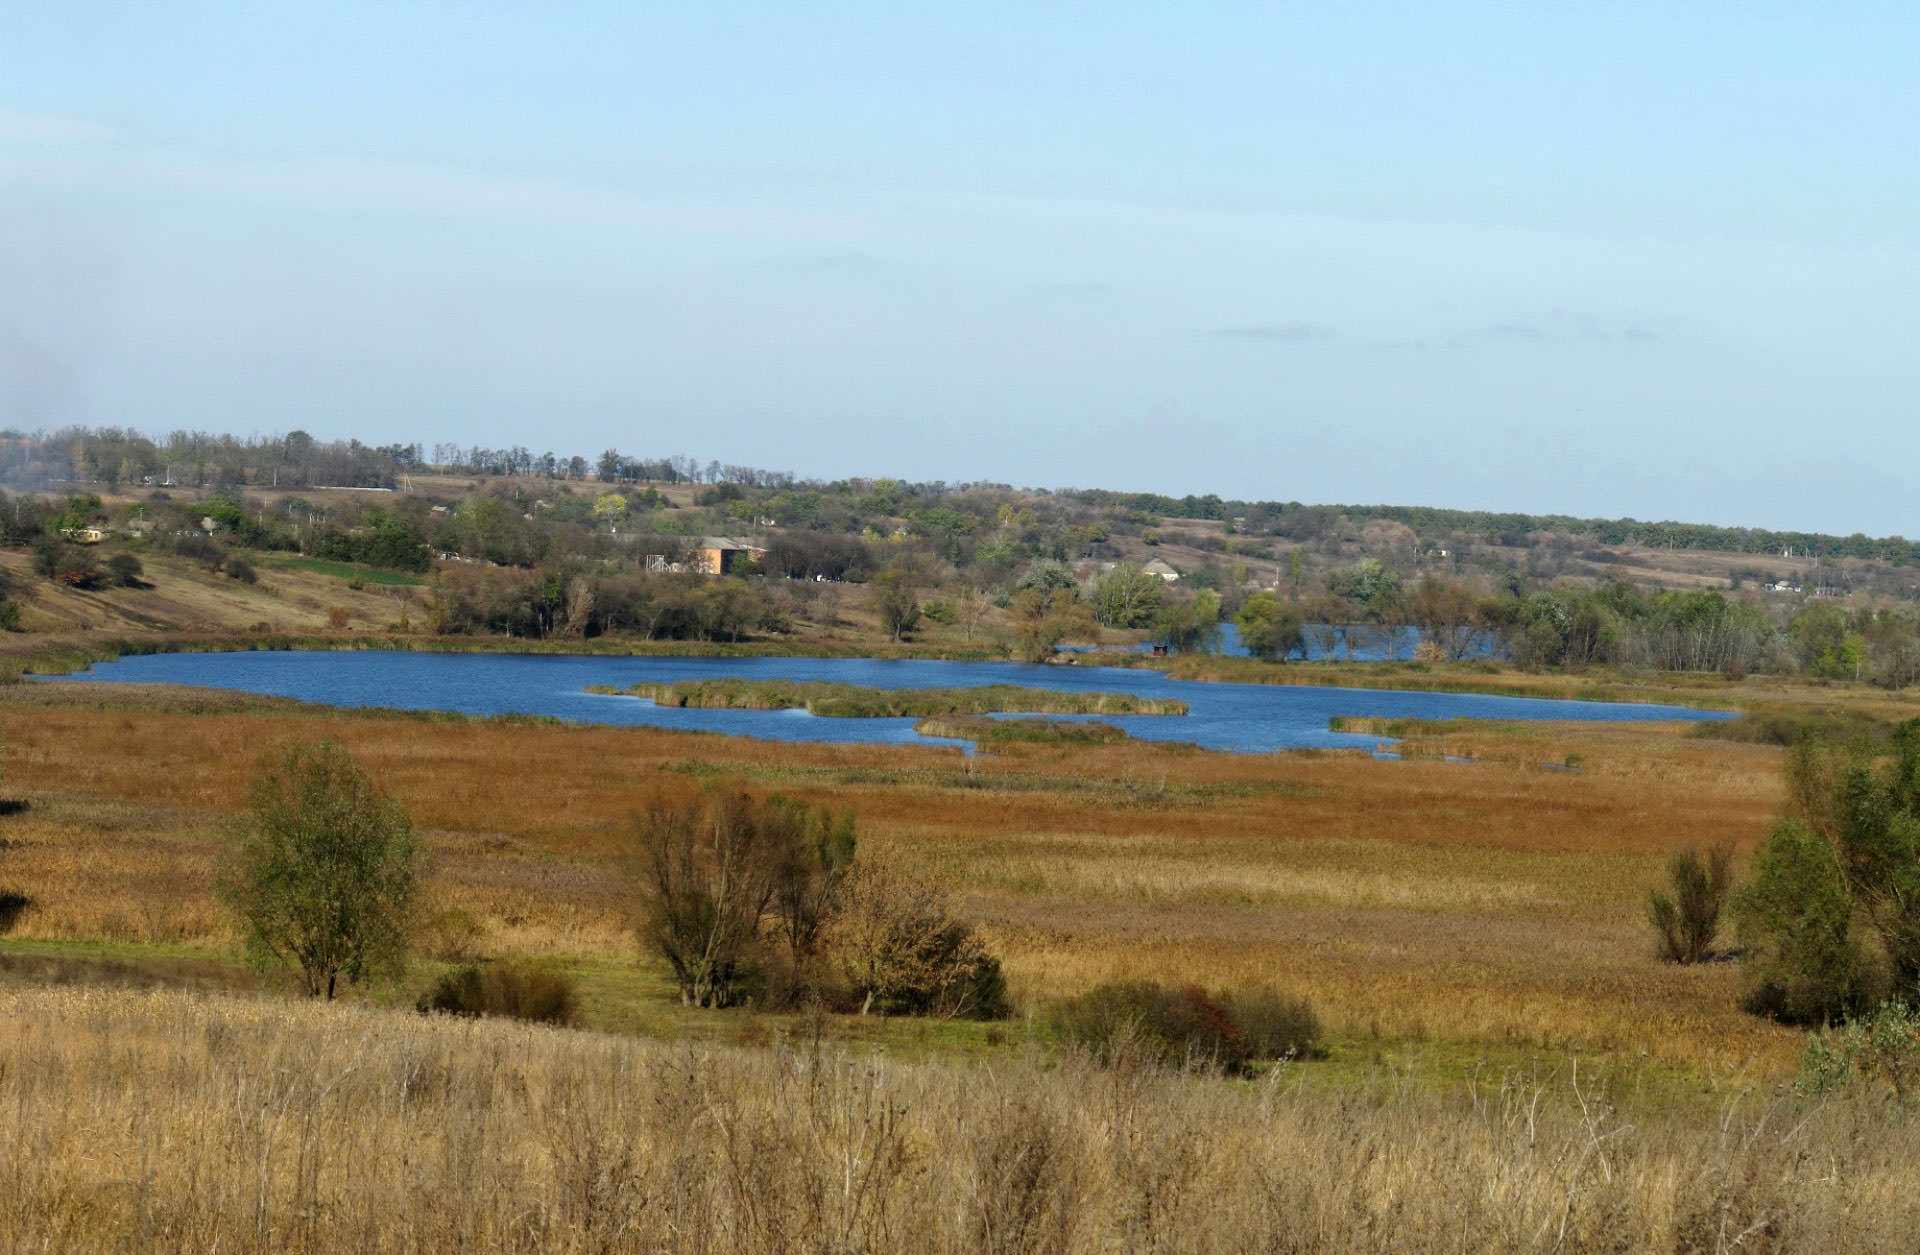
[{"left": 3, "top": 3, "right": 1917, "bottom": 532}]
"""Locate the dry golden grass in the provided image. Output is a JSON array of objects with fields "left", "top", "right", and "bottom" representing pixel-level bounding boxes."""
[
  {"left": 0, "top": 548, "right": 417, "bottom": 635},
  {"left": 0, "top": 676, "right": 1838, "bottom": 1073},
  {"left": 0, "top": 984, "right": 1916, "bottom": 1252}
]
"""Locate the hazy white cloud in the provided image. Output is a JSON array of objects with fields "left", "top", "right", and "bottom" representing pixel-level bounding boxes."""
[
  {"left": 1470, "top": 309, "right": 1665, "bottom": 345},
  {"left": 0, "top": 109, "right": 114, "bottom": 146},
  {"left": 1206, "top": 321, "right": 1336, "bottom": 343}
]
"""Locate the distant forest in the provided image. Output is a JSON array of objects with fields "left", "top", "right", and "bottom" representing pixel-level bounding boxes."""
[{"left": 3, "top": 424, "right": 1910, "bottom": 565}]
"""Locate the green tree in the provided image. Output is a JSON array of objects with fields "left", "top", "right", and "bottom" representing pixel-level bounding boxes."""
[
  {"left": 1090, "top": 563, "right": 1165, "bottom": 629},
  {"left": 1015, "top": 559, "right": 1079, "bottom": 595},
  {"left": 591, "top": 492, "right": 630, "bottom": 525},
  {"left": 217, "top": 742, "right": 420, "bottom": 1000},
  {"left": 1406, "top": 576, "right": 1484, "bottom": 661},
  {"left": 1235, "top": 591, "right": 1304, "bottom": 661},
  {"left": 1790, "top": 604, "right": 1859, "bottom": 679},
  {"left": 1151, "top": 588, "right": 1222, "bottom": 654},
  {"left": 1735, "top": 727, "right": 1920, "bottom": 1023},
  {"left": 1327, "top": 558, "right": 1401, "bottom": 620},
  {"left": 1736, "top": 820, "right": 1868, "bottom": 1023},
  {"left": 875, "top": 570, "right": 922, "bottom": 641},
  {"left": 1011, "top": 587, "right": 1096, "bottom": 662}
]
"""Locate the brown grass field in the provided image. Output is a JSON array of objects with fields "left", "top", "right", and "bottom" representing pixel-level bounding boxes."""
[
  {"left": 0, "top": 672, "right": 1846, "bottom": 1072},
  {"left": 4, "top": 984, "right": 1918, "bottom": 1253},
  {"left": 0, "top": 548, "right": 421, "bottom": 635},
  {"left": 4, "top": 662, "right": 1920, "bottom": 1249}
]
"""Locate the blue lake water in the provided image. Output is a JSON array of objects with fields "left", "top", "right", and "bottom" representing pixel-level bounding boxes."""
[{"left": 47, "top": 650, "right": 1731, "bottom": 755}]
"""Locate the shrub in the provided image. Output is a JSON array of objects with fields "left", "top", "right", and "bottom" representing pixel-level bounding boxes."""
[
  {"left": 1798, "top": 1000, "right": 1920, "bottom": 1104},
  {"left": 829, "top": 862, "right": 1008, "bottom": 1019},
  {"left": 1219, "top": 987, "right": 1323, "bottom": 1061},
  {"left": 1049, "top": 980, "right": 1320, "bottom": 1074},
  {"left": 418, "top": 907, "right": 488, "bottom": 962},
  {"left": 1648, "top": 844, "right": 1733, "bottom": 963},
  {"left": 106, "top": 553, "right": 144, "bottom": 587},
  {"left": 633, "top": 789, "right": 855, "bottom": 1010},
  {"left": 171, "top": 533, "right": 222, "bottom": 565},
  {"left": 33, "top": 539, "right": 103, "bottom": 589},
  {"left": 216, "top": 741, "right": 420, "bottom": 1000},
  {"left": 1736, "top": 725, "right": 1920, "bottom": 1023},
  {"left": 1235, "top": 591, "right": 1304, "bottom": 661},
  {"left": 416, "top": 962, "right": 580, "bottom": 1027},
  {"left": 224, "top": 556, "right": 258, "bottom": 584},
  {"left": 326, "top": 606, "right": 351, "bottom": 629},
  {"left": 1736, "top": 821, "right": 1877, "bottom": 1023}
]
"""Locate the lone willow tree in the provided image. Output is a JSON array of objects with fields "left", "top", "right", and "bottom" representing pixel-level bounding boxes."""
[{"left": 219, "top": 741, "right": 420, "bottom": 999}]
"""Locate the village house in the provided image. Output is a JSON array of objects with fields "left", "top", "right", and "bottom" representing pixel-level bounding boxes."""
[
  {"left": 690, "top": 536, "right": 768, "bottom": 576},
  {"left": 61, "top": 526, "right": 109, "bottom": 544},
  {"left": 1141, "top": 558, "right": 1181, "bottom": 582}
]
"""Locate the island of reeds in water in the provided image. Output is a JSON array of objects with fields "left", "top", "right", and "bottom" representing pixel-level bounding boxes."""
[{"left": 583, "top": 679, "right": 1188, "bottom": 718}]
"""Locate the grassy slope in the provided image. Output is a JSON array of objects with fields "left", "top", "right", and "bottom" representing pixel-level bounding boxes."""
[{"left": 0, "top": 547, "right": 418, "bottom": 634}]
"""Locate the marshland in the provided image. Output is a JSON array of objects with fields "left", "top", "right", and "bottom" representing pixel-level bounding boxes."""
[{"left": 5, "top": 440, "right": 1920, "bottom": 1252}]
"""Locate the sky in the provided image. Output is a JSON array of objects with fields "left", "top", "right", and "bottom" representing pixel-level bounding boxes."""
[{"left": 3, "top": 3, "right": 1917, "bottom": 534}]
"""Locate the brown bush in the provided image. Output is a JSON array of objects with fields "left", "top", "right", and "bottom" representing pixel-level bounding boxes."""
[{"left": 416, "top": 961, "right": 579, "bottom": 1027}]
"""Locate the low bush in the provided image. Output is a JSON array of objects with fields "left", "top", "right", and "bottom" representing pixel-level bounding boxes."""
[
  {"left": 171, "top": 534, "right": 224, "bottom": 568},
  {"left": 416, "top": 961, "right": 580, "bottom": 1027},
  {"left": 106, "top": 553, "right": 144, "bottom": 587},
  {"left": 1648, "top": 844, "right": 1733, "bottom": 963},
  {"left": 1692, "top": 709, "right": 1892, "bottom": 749},
  {"left": 33, "top": 539, "right": 103, "bottom": 589},
  {"left": 418, "top": 907, "right": 488, "bottom": 962},
  {"left": 224, "top": 556, "right": 258, "bottom": 584},
  {"left": 830, "top": 863, "right": 1009, "bottom": 1020},
  {"left": 1798, "top": 1000, "right": 1920, "bottom": 1104},
  {"left": 0, "top": 890, "right": 29, "bottom": 934},
  {"left": 1219, "top": 987, "right": 1324, "bottom": 1061},
  {"left": 1048, "top": 980, "right": 1320, "bottom": 1074}
]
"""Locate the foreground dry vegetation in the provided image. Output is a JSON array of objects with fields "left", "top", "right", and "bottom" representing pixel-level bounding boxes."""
[{"left": 4, "top": 985, "right": 1918, "bottom": 1253}]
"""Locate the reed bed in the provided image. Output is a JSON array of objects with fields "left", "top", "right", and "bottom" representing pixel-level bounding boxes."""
[
  {"left": 0, "top": 682, "right": 1806, "bottom": 1070},
  {"left": 589, "top": 679, "right": 1187, "bottom": 717},
  {"left": 0, "top": 985, "right": 1913, "bottom": 1253},
  {"left": 911, "top": 714, "right": 1134, "bottom": 745}
]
